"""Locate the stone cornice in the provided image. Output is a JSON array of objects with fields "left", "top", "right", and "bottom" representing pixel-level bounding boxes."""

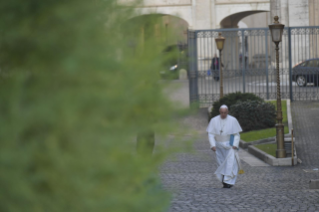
[
  {"left": 215, "top": 0, "right": 269, "bottom": 5},
  {"left": 118, "top": 0, "right": 192, "bottom": 8},
  {"left": 133, "top": 4, "right": 192, "bottom": 8}
]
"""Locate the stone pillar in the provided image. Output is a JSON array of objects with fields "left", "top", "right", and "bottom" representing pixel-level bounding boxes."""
[
  {"left": 270, "top": 0, "right": 290, "bottom": 26},
  {"left": 309, "top": 0, "right": 319, "bottom": 26},
  {"left": 279, "top": 0, "right": 289, "bottom": 26},
  {"left": 309, "top": 0, "right": 319, "bottom": 60},
  {"left": 194, "top": 0, "right": 211, "bottom": 29},
  {"left": 289, "top": 0, "right": 310, "bottom": 66},
  {"left": 270, "top": 0, "right": 280, "bottom": 22},
  {"left": 279, "top": 0, "right": 289, "bottom": 69},
  {"left": 210, "top": 0, "right": 216, "bottom": 29},
  {"left": 288, "top": 0, "right": 309, "bottom": 27}
]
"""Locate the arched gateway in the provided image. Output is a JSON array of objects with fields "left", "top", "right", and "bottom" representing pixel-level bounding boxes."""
[
  {"left": 120, "top": 0, "right": 319, "bottom": 106},
  {"left": 121, "top": 0, "right": 270, "bottom": 30}
]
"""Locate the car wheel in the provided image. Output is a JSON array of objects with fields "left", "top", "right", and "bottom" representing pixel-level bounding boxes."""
[{"left": 296, "top": 75, "right": 307, "bottom": 87}]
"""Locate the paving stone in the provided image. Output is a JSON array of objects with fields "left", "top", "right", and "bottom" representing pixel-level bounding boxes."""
[{"left": 160, "top": 107, "right": 319, "bottom": 212}]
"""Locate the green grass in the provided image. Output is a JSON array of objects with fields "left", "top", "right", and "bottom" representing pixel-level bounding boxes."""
[
  {"left": 254, "top": 143, "right": 277, "bottom": 157},
  {"left": 240, "top": 100, "right": 289, "bottom": 142}
]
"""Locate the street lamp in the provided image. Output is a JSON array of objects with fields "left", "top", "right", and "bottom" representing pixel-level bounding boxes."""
[
  {"left": 215, "top": 32, "right": 225, "bottom": 99},
  {"left": 269, "top": 16, "right": 286, "bottom": 158}
]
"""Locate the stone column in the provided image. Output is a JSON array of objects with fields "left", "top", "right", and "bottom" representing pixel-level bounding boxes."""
[
  {"left": 309, "top": 0, "right": 319, "bottom": 59},
  {"left": 270, "top": 0, "right": 280, "bottom": 22},
  {"left": 279, "top": 0, "right": 289, "bottom": 26},
  {"left": 289, "top": 0, "right": 310, "bottom": 66},
  {"left": 193, "top": 0, "right": 212, "bottom": 71},
  {"left": 288, "top": 0, "right": 309, "bottom": 27},
  {"left": 194, "top": 0, "right": 211, "bottom": 29},
  {"left": 309, "top": 0, "right": 319, "bottom": 26},
  {"left": 210, "top": 0, "right": 216, "bottom": 29},
  {"left": 270, "top": 0, "right": 289, "bottom": 26}
]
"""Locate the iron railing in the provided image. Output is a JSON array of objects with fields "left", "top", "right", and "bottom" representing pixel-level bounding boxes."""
[{"left": 188, "top": 26, "right": 319, "bottom": 107}]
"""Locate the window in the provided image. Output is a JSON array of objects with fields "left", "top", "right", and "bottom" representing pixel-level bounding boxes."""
[
  {"left": 307, "top": 60, "right": 315, "bottom": 67},
  {"left": 300, "top": 61, "right": 308, "bottom": 67}
]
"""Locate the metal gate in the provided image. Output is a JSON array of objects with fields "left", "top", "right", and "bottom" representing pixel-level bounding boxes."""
[{"left": 187, "top": 26, "right": 319, "bottom": 107}]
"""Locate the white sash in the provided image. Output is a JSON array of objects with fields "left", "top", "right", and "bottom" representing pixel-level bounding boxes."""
[{"left": 214, "top": 135, "right": 230, "bottom": 142}]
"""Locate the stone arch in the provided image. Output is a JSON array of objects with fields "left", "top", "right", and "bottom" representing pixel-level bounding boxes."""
[
  {"left": 220, "top": 10, "right": 268, "bottom": 28},
  {"left": 130, "top": 6, "right": 192, "bottom": 28},
  {"left": 215, "top": 1, "right": 270, "bottom": 29},
  {"left": 127, "top": 13, "right": 189, "bottom": 47},
  {"left": 216, "top": 8, "right": 270, "bottom": 74}
]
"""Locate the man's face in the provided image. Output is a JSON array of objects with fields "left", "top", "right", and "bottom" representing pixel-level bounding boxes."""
[
  {"left": 214, "top": 53, "right": 217, "bottom": 58},
  {"left": 219, "top": 108, "right": 228, "bottom": 119}
]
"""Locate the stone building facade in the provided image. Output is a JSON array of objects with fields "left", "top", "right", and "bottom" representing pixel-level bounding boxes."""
[
  {"left": 122, "top": 0, "right": 318, "bottom": 29},
  {"left": 122, "top": 0, "right": 319, "bottom": 72}
]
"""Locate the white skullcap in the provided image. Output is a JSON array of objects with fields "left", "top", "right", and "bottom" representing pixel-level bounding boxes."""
[{"left": 220, "top": 104, "right": 228, "bottom": 110}]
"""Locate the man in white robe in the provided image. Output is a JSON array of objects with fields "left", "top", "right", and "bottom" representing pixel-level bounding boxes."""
[{"left": 206, "top": 105, "right": 243, "bottom": 188}]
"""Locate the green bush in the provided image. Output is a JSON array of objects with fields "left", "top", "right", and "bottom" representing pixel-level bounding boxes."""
[
  {"left": 230, "top": 100, "right": 276, "bottom": 132},
  {"left": 0, "top": 1, "right": 182, "bottom": 212},
  {"left": 210, "top": 92, "right": 263, "bottom": 118}
]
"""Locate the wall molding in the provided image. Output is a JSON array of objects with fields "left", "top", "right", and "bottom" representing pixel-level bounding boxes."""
[
  {"left": 215, "top": 1, "right": 269, "bottom": 5},
  {"left": 134, "top": 4, "right": 192, "bottom": 8}
]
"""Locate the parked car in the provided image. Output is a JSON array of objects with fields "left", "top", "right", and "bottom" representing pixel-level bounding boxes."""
[{"left": 292, "top": 58, "right": 319, "bottom": 87}]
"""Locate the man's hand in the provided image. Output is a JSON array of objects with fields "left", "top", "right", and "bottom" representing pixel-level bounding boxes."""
[
  {"left": 232, "top": 146, "right": 238, "bottom": 150},
  {"left": 211, "top": 147, "right": 216, "bottom": 152}
]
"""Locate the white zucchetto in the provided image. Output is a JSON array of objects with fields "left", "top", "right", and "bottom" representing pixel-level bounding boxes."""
[{"left": 220, "top": 105, "right": 228, "bottom": 110}]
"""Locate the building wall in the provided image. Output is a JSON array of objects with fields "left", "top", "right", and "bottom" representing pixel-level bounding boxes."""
[
  {"left": 123, "top": 0, "right": 319, "bottom": 30},
  {"left": 270, "top": 0, "right": 310, "bottom": 27},
  {"left": 123, "top": 0, "right": 271, "bottom": 30},
  {"left": 122, "top": 0, "right": 318, "bottom": 70}
]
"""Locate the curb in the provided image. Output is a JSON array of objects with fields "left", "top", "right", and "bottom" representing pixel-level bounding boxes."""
[
  {"left": 239, "top": 134, "right": 292, "bottom": 149},
  {"left": 248, "top": 145, "right": 297, "bottom": 166}
]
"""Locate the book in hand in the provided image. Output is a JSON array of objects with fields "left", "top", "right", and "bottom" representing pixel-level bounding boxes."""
[
  {"left": 229, "top": 134, "right": 238, "bottom": 150},
  {"left": 229, "top": 134, "right": 234, "bottom": 146}
]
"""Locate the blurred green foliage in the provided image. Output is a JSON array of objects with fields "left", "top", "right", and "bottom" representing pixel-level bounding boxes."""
[{"left": 0, "top": 1, "right": 183, "bottom": 211}]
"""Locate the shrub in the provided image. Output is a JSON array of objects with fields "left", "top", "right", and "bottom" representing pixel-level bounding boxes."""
[
  {"left": 210, "top": 92, "right": 263, "bottom": 118},
  {"left": 0, "top": 1, "right": 179, "bottom": 212},
  {"left": 230, "top": 100, "right": 276, "bottom": 132}
]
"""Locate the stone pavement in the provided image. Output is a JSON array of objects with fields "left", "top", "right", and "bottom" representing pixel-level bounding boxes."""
[
  {"left": 292, "top": 102, "right": 319, "bottom": 167},
  {"left": 159, "top": 108, "right": 319, "bottom": 212}
]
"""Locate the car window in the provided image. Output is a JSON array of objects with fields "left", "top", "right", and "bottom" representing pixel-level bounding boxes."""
[
  {"left": 300, "top": 61, "right": 308, "bottom": 67},
  {"left": 316, "top": 60, "right": 319, "bottom": 67},
  {"left": 307, "top": 60, "right": 315, "bottom": 67}
]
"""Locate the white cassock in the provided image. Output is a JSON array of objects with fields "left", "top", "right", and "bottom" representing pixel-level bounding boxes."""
[{"left": 206, "top": 115, "right": 243, "bottom": 185}]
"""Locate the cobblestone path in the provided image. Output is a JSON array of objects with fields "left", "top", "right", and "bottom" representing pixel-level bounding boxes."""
[
  {"left": 292, "top": 102, "right": 319, "bottom": 167},
  {"left": 160, "top": 108, "right": 319, "bottom": 212}
]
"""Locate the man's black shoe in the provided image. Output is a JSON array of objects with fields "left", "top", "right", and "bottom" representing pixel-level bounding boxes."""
[{"left": 223, "top": 183, "right": 233, "bottom": 188}]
